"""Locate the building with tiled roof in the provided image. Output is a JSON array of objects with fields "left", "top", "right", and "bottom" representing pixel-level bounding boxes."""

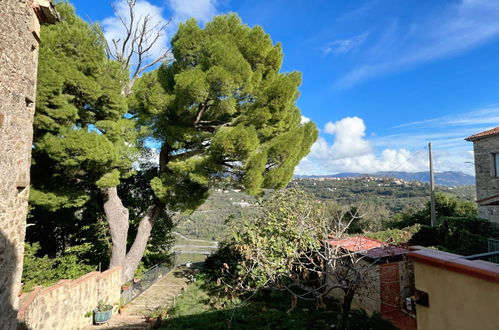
[
  {"left": 465, "top": 126, "right": 499, "bottom": 142},
  {"left": 328, "top": 236, "right": 409, "bottom": 261},
  {"left": 465, "top": 127, "right": 499, "bottom": 223},
  {"left": 326, "top": 236, "right": 416, "bottom": 329}
]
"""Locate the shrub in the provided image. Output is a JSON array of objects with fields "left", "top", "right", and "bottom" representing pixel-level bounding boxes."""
[
  {"left": 365, "top": 224, "right": 421, "bottom": 245},
  {"left": 343, "top": 309, "right": 398, "bottom": 330},
  {"left": 22, "top": 242, "right": 95, "bottom": 292},
  {"left": 409, "top": 216, "right": 497, "bottom": 255},
  {"left": 409, "top": 225, "right": 438, "bottom": 247},
  {"left": 389, "top": 193, "right": 477, "bottom": 229}
]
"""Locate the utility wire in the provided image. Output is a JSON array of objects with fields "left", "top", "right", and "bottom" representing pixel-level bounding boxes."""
[{"left": 391, "top": 145, "right": 428, "bottom": 172}]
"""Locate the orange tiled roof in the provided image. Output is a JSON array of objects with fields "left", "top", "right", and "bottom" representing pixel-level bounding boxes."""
[
  {"left": 327, "top": 236, "right": 408, "bottom": 259},
  {"left": 465, "top": 127, "right": 499, "bottom": 141}
]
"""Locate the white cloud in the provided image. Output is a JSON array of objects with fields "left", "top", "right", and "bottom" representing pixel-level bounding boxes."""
[
  {"left": 102, "top": 0, "right": 169, "bottom": 62},
  {"left": 301, "top": 115, "right": 311, "bottom": 124},
  {"left": 167, "top": 0, "right": 218, "bottom": 24},
  {"left": 295, "top": 115, "right": 476, "bottom": 176},
  {"left": 336, "top": 0, "right": 499, "bottom": 87},
  {"left": 323, "top": 32, "right": 369, "bottom": 55},
  {"left": 396, "top": 107, "right": 499, "bottom": 129},
  {"left": 319, "top": 117, "right": 371, "bottom": 159},
  {"left": 296, "top": 147, "right": 429, "bottom": 175}
]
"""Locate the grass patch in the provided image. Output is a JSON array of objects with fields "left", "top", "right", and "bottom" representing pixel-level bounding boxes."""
[
  {"left": 159, "top": 280, "right": 338, "bottom": 329},
  {"left": 175, "top": 253, "right": 209, "bottom": 265}
]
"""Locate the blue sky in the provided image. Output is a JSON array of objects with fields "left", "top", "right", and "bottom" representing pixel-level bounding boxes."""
[{"left": 70, "top": 0, "right": 499, "bottom": 175}]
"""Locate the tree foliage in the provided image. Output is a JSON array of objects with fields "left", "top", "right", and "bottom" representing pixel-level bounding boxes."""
[
  {"left": 33, "top": 3, "right": 136, "bottom": 197},
  {"left": 409, "top": 216, "right": 499, "bottom": 255},
  {"left": 205, "top": 189, "right": 326, "bottom": 292},
  {"left": 31, "top": 2, "right": 137, "bottom": 217},
  {"left": 131, "top": 14, "right": 318, "bottom": 211},
  {"left": 22, "top": 243, "right": 95, "bottom": 292},
  {"left": 389, "top": 192, "right": 476, "bottom": 228},
  {"left": 204, "top": 188, "right": 385, "bottom": 326},
  {"left": 30, "top": 6, "right": 316, "bottom": 282}
]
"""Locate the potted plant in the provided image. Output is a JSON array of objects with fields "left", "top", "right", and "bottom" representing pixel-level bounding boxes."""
[
  {"left": 121, "top": 281, "right": 132, "bottom": 291},
  {"left": 93, "top": 300, "right": 113, "bottom": 325},
  {"left": 114, "top": 297, "right": 127, "bottom": 315}
]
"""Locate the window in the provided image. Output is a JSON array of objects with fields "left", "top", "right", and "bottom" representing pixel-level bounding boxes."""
[{"left": 494, "top": 153, "right": 499, "bottom": 177}]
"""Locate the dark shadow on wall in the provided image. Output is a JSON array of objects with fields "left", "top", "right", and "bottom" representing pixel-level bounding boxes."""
[{"left": 0, "top": 228, "right": 24, "bottom": 329}]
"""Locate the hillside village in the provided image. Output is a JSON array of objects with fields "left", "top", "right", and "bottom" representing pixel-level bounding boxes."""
[{"left": 1, "top": 1, "right": 499, "bottom": 330}]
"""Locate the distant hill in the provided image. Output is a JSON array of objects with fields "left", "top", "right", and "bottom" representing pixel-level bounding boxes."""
[{"left": 295, "top": 171, "right": 475, "bottom": 186}]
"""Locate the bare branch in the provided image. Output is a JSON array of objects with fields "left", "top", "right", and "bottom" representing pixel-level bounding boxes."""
[{"left": 104, "top": 0, "right": 172, "bottom": 96}]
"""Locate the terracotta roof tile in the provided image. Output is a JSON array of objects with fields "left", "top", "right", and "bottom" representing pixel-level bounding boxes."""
[
  {"left": 327, "top": 236, "right": 409, "bottom": 259},
  {"left": 465, "top": 127, "right": 499, "bottom": 141}
]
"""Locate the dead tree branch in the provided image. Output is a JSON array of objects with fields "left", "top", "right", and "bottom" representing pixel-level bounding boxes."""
[{"left": 106, "top": 0, "right": 172, "bottom": 95}]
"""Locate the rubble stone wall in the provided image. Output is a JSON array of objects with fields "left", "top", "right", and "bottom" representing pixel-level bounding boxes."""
[
  {"left": 471, "top": 137, "right": 499, "bottom": 224},
  {"left": 0, "top": 1, "right": 58, "bottom": 328},
  {"left": 0, "top": 1, "right": 42, "bottom": 328},
  {"left": 18, "top": 267, "right": 122, "bottom": 330}
]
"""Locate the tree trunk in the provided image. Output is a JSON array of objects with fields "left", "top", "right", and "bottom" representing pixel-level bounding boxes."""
[
  {"left": 122, "top": 203, "right": 164, "bottom": 282},
  {"left": 101, "top": 187, "right": 129, "bottom": 269},
  {"left": 102, "top": 147, "right": 170, "bottom": 282},
  {"left": 342, "top": 288, "right": 355, "bottom": 317}
]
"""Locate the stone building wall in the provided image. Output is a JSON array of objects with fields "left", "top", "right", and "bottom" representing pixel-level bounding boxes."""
[
  {"left": 18, "top": 267, "right": 122, "bottom": 330},
  {"left": 327, "top": 259, "right": 414, "bottom": 316},
  {"left": 470, "top": 137, "right": 499, "bottom": 223},
  {"left": 0, "top": 1, "right": 58, "bottom": 329},
  {"left": 327, "top": 259, "right": 381, "bottom": 314}
]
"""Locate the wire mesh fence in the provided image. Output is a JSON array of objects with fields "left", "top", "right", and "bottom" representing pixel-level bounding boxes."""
[
  {"left": 487, "top": 238, "right": 499, "bottom": 263},
  {"left": 120, "top": 253, "right": 178, "bottom": 304}
]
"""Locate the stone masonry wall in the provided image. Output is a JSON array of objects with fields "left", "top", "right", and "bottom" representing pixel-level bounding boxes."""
[
  {"left": 0, "top": 1, "right": 58, "bottom": 328},
  {"left": 0, "top": 1, "right": 42, "bottom": 329},
  {"left": 18, "top": 267, "right": 122, "bottom": 330},
  {"left": 327, "top": 259, "right": 381, "bottom": 314},
  {"left": 471, "top": 137, "right": 499, "bottom": 223}
]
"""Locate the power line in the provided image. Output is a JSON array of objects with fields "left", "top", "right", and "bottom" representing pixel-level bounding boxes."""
[{"left": 391, "top": 145, "right": 428, "bottom": 172}]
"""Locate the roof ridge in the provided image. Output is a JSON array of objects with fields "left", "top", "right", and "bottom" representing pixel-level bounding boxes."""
[{"left": 465, "top": 126, "right": 499, "bottom": 141}]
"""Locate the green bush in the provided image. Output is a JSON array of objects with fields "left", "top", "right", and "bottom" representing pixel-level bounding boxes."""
[
  {"left": 343, "top": 309, "right": 398, "bottom": 330},
  {"left": 409, "top": 216, "right": 496, "bottom": 255},
  {"left": 389, "top": 193, "right": 477, "bottom": 229},
  {"left": 409, "top": 225, "right": 438, "bottom": 247},
  {"left": 22, "top": 242, "right": 95, "bottom": 292},
  {"left": 365, "top": 224, "right": 421, "bottom": 245}
]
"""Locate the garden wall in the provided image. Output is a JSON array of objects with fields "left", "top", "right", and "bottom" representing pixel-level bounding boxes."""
[{"left": 18, "top": 267, "right": 122, "bottom": 330}]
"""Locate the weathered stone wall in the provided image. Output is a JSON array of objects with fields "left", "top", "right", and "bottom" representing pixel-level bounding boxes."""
[
  {"left": 1, "top": 1, "right": 41, "bottom": 328},
  {"left": 471, "top": 137, "right": 499, "bottom": 223},
  {"left": 327, "top": 259, "right": 381, "bottom": 314},
  {"left": 0, "top": 1, "right": 58, "bottom": 329},
  {"left": 18, "top": 267, "right": 122, "bottom": 330},
  {"left": 327, "top": 259, "right": 414, "bottom": 316}
]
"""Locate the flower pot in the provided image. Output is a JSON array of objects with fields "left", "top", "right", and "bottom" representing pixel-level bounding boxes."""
[
  {"left": 118, "top": 307, "right": 126, "bottom": 315},
  {"left": 121, "top": 285, "right": 130, "bottom": 291},
  {"left": 93, "top": 308, "right": 113, "bottom": 325}
]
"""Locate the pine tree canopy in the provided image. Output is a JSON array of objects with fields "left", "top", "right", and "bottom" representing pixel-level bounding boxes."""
[
  {"left": 131, "top": 14, "right": 318, "bottom": 211},
  {"left": 31, "top": 4, "right": 138, "bottom": 210}
]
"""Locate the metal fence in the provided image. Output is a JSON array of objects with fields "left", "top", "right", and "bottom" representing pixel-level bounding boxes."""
[
  {"left": 120, "top": 253, "right": 177, "bottom": 304},
  {"left": 487, "top": 238, "right": 499, "bottom": 263}
]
